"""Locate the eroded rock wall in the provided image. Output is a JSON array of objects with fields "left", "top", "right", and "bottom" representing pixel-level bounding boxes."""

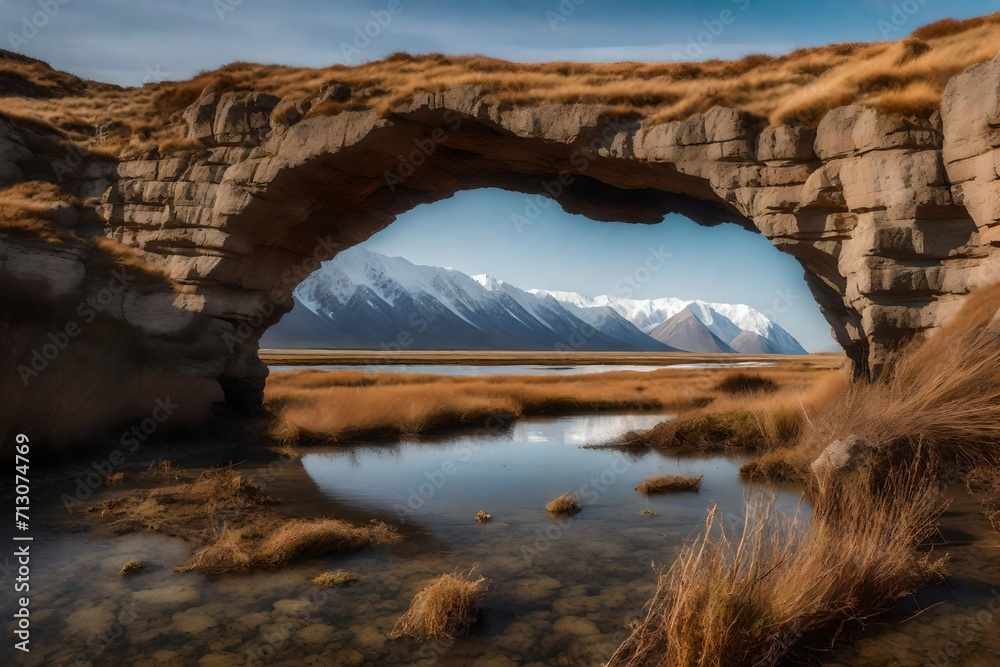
[{"left": 4, "top": 54, "right": 1000, "bottom": 413}]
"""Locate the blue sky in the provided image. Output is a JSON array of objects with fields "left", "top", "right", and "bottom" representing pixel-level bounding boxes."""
[
  {"left": 364, "top": 190, "right": 837, "bottom": 351},
  {"left": 8, "top": 0, "right": 996, "bottom": 86},
  {"left": 9, "top": 0, "right": 998, "bottom": 351}
]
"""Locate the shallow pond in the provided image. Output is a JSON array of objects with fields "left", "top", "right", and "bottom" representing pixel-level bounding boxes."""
[
  {"left": 3, "top": 413, "right": 803, "bottom": 666},
  {"left": 5, "top": 412, "right": 997, "bottom": 666}
]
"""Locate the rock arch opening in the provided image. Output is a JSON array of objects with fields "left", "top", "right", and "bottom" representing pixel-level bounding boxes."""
[
  {"left": 260, "top": 187, "right": 830, "bottom": 364},
  {"left": 91, "top": 62, "right": 1000, "bottom": 414}
]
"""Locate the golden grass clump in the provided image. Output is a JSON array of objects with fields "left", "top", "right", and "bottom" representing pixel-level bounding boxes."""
[
  {"left": 178, "top": 518, "right": 399, "bottom": 575},
  {"left": 716, "top": 372, "right": 779, "bottom": 394},
  {"left": 139, "top": 459, "right": 177, "bottom": 480},
  {"left": 872, "top": 81, "right": 941, "bottom": 117},
  {"left": 103, "top": 472, "right": 126, "bottom": 487},
  {"left": 475, "top": 510, "right": 492, "bottom": 523},
  {"left": 636, "top": 474, "right": 703, "bottom": 494},
  {"left": 256, "top": 518, "right": 398, "bottom": 566},
  {"left": 118, "top": 560, "right": 144, "bottom": 576},
  {"left": 390, "top": 568, "right": 488, "bottom": 641},
  {"left": 735, "top": 282, "right": 1000, "bottom": 484},
  {"left": 545, "top": 491, "right": 581, "bottom": 515},
  {"left": 608, "top": 464, "right": 947, "bottom": 666},
  {"left": 799, "top": 283, "right": 1000, "bottom": 470},
  {"left": 263, "top": 358, "right": 838, "bottom": 444},
  {"left": 620, "top": 410, "right": 780, "bottom": 452},
  {"left": 98, "top": 467, "right": 400, "bottom": 574},
  {"left": 313, "top": 570, "right": 362, "bottom": 587},
  {"left": 605, "top": 367, "right": 845, "bottom": 460},
  {"left": 739, "top": 449, "right": 815, "bottom": 484},
  {"left": 177, "top": 526, "right": 253, "bottom": 574},
  {"left": 157, "top": 137, "right": 206, "bottom": 155}
]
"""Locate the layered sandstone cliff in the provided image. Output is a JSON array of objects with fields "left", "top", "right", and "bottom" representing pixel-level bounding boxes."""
[{"left": 2, "top": 53, "right": 1000, "bottom": 414}]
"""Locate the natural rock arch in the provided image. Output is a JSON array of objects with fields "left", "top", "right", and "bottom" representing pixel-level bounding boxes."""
[{"left": 5, "top": 55, "right": 1000, "bottom": 415}]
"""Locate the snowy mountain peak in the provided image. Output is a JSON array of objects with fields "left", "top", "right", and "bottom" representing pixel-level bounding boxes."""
[
  {"left": 472, "top": 274, "right": 506, "bottom": 291},
  {"left": 263, "top": 249, "right": 808, "bottom": 354}
]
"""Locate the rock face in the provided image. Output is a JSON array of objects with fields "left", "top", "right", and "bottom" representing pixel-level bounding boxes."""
[
  {"left": 811, "top": 435, "right": 873, "bottom": 478},
  {"left": 4, "top": 55, "right": 1000, "bottom": 414}
]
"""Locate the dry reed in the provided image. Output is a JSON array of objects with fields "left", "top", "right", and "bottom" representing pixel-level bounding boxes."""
[
  {"left": 545, "top": 492, "right": 581, "bottom": 515},
  {"left": 608, "top": 464, "right": 948, "bottom": 666},
  {"left": 636, "top": 475, "right": 703, "bottom": 494},
  {"left": 264, "top": 362, "right": 837, "bottom": 445},
  {"left": 798, "top": 284, "right": 1000, "bottom": 470},
  {"left": 99, "top": 467, "right": 400, "bottom": 574},
  {"left": 390, "top": 568, "right": 488, "bottom": 640},
  {"left": 313, "top": 570, "right": 362, "bottom": 587}
]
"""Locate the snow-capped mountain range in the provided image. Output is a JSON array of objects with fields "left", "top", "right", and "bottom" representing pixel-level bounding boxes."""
[{"left": 261, "top": 248, "right": 808, "bottom": 354}]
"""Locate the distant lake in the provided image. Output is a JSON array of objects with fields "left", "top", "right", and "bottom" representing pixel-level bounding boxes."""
[{"left": 267, "top": 361, "right": 775, "bottom": 376}]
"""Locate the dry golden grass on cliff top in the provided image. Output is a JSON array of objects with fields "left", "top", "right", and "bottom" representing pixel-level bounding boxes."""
[{"left": 2, "top": 13, "right": 999, "bottom": 157}]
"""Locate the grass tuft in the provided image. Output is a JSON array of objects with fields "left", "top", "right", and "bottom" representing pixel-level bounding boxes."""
[
  {"left": 475, "top": 510, "right": 492, "bottom": 523},
  {"left": 636, "top": 474, "right": 703, "bottom": 494},
  {"left": 609, "top": 464, "right": 947, "bottom": 666},
  {"left": 545, "top": 491, "right": 581, "bottom": 515},
  {"left": 256, "top": 518, "right": 398, "bottom": 567},
  {"left": 800, "top": 283, "right": 1000, "bottom": 471},
  {"left": 390, "top": 568, "right": 488, "bottom": 641},
  {"left": 118, "top": 560, "right": 144, "bottom": 576},
  {"left": 98, "top": 467, "right": 400, "bottom": 574},
  {"left": 313, "top": 570, "right": 362, "bottom": 587},
  {"left": 103, "top": 472, "right": 126, "bottom": 487},
  {"left": 716, "top": 373, "right": 779, "bottom": 395}
]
